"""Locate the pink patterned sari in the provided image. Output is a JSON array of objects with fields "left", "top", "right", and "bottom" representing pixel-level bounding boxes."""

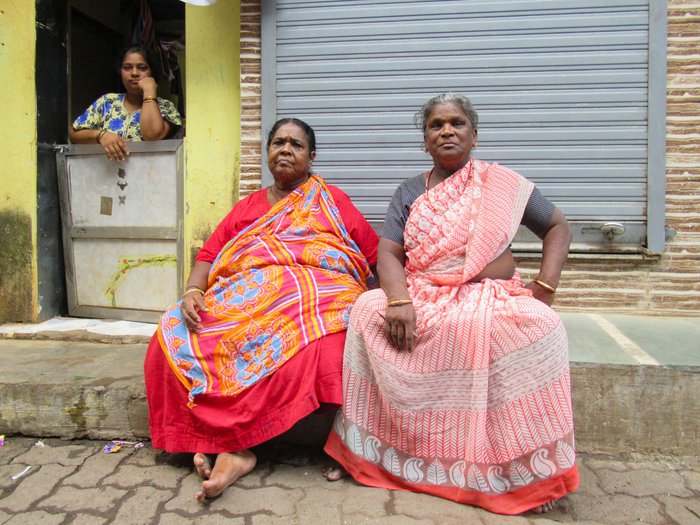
[{"left": 325, "top": 160, "right": 578, "bottom": 515}]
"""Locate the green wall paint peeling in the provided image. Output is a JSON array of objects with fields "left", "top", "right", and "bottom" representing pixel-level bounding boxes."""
[{"left": 0, "top": 209, "right": 34, "bottom": 322}]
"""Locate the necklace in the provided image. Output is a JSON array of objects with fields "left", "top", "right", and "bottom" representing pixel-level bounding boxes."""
[{"left": 425, "top": 160, "right": 474, "bottom": 211}]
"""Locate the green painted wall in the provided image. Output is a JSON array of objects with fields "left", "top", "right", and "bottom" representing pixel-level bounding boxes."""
[
  {"left": 184, "top": 3, "right": 241, "bottom": 270},
  {"left": 0, "top": 4, "right": 38, "bottom": 322}
]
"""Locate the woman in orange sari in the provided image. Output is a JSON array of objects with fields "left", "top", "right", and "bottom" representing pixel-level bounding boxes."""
[
  {"left": 325, "top": 94, "right": 578, "bottom": 515},
  {"left": 145, "top": 118, "right": 378, "bottom": 501}
]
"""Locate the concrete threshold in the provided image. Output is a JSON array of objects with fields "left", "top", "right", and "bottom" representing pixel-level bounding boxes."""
[{"left": 0, "top": 314, "right": 698, "bottom": 455}]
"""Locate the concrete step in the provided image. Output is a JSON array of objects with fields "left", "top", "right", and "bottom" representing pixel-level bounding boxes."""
[{"left": 0, "top": 314, "right": 698, "bottom": 454}]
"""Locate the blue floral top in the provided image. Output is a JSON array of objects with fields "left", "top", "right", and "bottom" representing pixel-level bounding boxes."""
[{"left": 72, "top": 93, "right": 182, "bottom": 141}]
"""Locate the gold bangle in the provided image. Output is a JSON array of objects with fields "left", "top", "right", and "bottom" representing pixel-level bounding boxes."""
[
  {"left": 97, "top": 129, "right": 107, "bottom": 143},
  {"left": 184, "top": 287, "right": 205, "bottom": 296},
  {"left": 533, "top": 279, "right": 556, "bottom": 293},
  {"left": 387, "top": 299, "right": 413, "bottom": 307},
  {"left": 142, "top": 96, "right": 157, "bottom": 103}
]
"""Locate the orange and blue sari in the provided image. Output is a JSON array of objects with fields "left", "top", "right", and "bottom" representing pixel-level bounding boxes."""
[{"left": 157, "top": 175, "right": 372, "bottom": 407}]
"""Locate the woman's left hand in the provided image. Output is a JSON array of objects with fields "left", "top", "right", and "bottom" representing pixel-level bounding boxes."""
[
  {"left": 525, "top": 281, "right": 555, "bottom": 306},
  {"left": 138, "top": 77, "right": 158, "bottom": 96}
]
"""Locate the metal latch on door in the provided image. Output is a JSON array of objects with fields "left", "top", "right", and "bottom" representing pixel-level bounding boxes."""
[{"left": 600, "top": 222, "right": 625, "bottom": 240}]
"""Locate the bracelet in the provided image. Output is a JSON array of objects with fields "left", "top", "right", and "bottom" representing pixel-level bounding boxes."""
[
  {"left": 533, "top": 279, "right": 556, "bottom": 293},
  {"left": 183, "top": 287, "right": 205, "bottom": 296},
  {"left": 142, "top": 96, "right": 157, "bottom": 103},
  {"left": 387, "top": 299, "right": 413, "bottom": 307},
  {"left": 96, "top": 129, "right": 107, "bottom": 143}
]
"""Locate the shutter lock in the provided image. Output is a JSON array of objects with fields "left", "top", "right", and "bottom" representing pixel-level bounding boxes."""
[{"left": 600, "top": 222, "right": 625, "bottom": 240}]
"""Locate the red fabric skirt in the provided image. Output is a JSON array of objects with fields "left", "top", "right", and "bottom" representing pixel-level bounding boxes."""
[{"left": 144, "top": 330, "right": 346, "bottom": 453}]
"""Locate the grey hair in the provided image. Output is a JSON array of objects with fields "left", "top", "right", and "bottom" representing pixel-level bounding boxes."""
[{"left": 415, "top": 93, "right": 479, "bottom": 132}]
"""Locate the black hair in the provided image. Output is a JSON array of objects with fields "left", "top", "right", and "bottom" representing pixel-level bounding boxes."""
[
  {"left": 266, "top": 118, "right": 316, "bottom": 153},
  {"left": 117, "top": 44, "right": 160, "bottom": 83}
]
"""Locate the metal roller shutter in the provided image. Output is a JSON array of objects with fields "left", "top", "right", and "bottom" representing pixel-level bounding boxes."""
[{"left": 262, "top": 0, "right": 667, "bottom": 252}]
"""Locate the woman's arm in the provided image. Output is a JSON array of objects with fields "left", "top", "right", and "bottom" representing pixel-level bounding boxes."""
[
  {"left": 138, "top": 77, "right": 172, "bottom": 141},
  {"left": 377, "top": 238, "right": 417, "bottom": 351},
  {"left": 69, "top": 126, "right": 130, "bottom": 162},
  {"left": 68, "top": 127, "right": 101, "bottom": 144},
  {"left": 180, "top": 261, "right": 212, "bottom": 332},
  {"left": 68, "top": 96, "right": 131, "bottom": 161},
  {"left": 525, "top": 207, "right": 572, "bottom": 306}
]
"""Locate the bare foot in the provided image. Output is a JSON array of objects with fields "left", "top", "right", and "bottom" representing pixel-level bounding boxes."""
[
  {"left": 195, "top": 450, "right": 257, "bottom": 502},
  {"left": 530, "top": 499, "right": 558, "bottom": 513},
  {"left": 322, "top": 464, "right": 348, "bottom": 482},
  {"left": 194, "top": 453, "right": 213, "bottom": 479}
]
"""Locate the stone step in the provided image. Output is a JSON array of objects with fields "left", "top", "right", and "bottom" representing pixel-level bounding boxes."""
[{"left": 0, "top": 314, "right": 698, "bottom": 454}]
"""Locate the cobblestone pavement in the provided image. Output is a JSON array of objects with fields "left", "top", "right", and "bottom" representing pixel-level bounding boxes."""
[{"left": 0, "top": 437, "right": 698, "bottom": 525}]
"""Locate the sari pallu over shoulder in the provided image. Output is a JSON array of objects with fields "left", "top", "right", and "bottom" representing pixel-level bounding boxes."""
[
  {"left": 405, "top": 159, "right": 534, "bottom": 286},
  {"left": 158, "top": 175, "right": 372, "bottom": 406},
  {"left": 325, "top": 160, "right": 578, "bottom": 515}
]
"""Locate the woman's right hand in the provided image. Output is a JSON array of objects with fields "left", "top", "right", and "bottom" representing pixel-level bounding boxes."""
[
  {"left": 181, "top": 291, "right": 209, "bottom": 332},
  {"left": 384, "top": 303, "right": 417, "bottom": 352},
  {"left": 98, "top": 131, "right": 129, "bottom": 162}
]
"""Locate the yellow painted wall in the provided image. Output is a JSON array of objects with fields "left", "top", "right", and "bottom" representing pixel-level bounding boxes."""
[
  {"left": 184, "top": 3, "right": 241, "bottom": 271},
  {"left": 0, "top": 4, "right": 38, "bottom": 322}
]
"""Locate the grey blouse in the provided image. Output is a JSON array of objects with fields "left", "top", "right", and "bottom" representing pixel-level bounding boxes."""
[{"left": 381, "top": 173, "right": 555, "bottom": 247}]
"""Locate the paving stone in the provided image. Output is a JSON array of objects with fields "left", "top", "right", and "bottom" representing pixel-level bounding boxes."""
[
  {"left": 159, "top": 514, "right": 245, "bottom": 525},
  {"left": 479, "top": 512, "right": 531, "bottom": 524},
  {"left": 38, "top": 485, "right": 127, "bottom": 513},
  {"left": 683, "top": 470, "right": 700, "bottom": 492},
  {"left": 250, "top": 515, "right": 300, "bottom": 525},
  {"left": 209, "top": 485, "right": 304, "bottom": 515},
  {"left": 658, "top": 495, "right": 700, "bottom": 525},
  {"left": 566, "top": 493, "right": 664, "bottom": 524},
  {"left": 583, "top": 457, "right": 630, "bottom": 473},
  {"left": 526, "top": 518, "right": 564, "bottom": 525},
  {"left": 529, "top": 519, "right": 604, "bottom": 525},
  {"left": 340, "top": 483, "right": 390, "bottom": 517},
  {"left": 163, "top": 474, "right": 207, "bottom": 514},
  {"left": 295, "top": 486, "right": 343, "bottom": 525},
  {"left": 265, "top": 462, "right": 339, "bottom": 490},
  {"left": 342, "top": 516, "right": 434, "bottom": 525},
  {"left": 3, "top": 510, "right": 65, "bottom": 525},
  {"left": 392, "top": 490, "right": 485, "bottom": 522},
  {"left": 122, "top": 445, "right": 161, "bottom": 467},
  {"left": 12, "top": 443, "right": 95, "bottom": 467},
  {"left": 574, "top": 459, "right": 606, "bottom": 496},
  {"left": 102, "top": 463, "right": 187, "bottom": 490},
  {"left": 0, "top": 464, "right": 76, "bottom": 513},
  {"left": 427, "top": 515, "right": 486, "bottom": 525},
  {"left": 111, "top": 486, "right": 173, "bottom": 524},
  {"left": 62, "top": 449, "right": 127, "bottom": 487},
  {"left": 596, "top": 468, "right": 691, "bottom": 497},
  {"left": 69, "top": 513, "right": 108, "bottom": 524},
  {"left": 0, "top": 464, "right": 34, "bottom": 490},
  {"left": 0, "top": 437, "right": 34, "bottom": 464}
]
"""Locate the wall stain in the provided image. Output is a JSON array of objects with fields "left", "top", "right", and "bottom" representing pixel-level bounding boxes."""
[
  {"left": 66, "top": 390, "right": 87, "bottom": 434},
  {"left": 0, "top": 209, "right": 33, "bottom": 322},
  {"left": 191, "top": 226, "right": 213, "bottom": 264}
]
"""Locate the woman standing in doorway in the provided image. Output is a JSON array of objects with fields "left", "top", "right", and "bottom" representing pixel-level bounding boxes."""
[{"left": 69, "top": 44, "right": 182, "bottom": 162}]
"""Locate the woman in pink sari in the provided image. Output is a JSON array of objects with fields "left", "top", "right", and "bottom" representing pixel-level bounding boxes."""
[{"left": 325, "top": 94, "right": 578, "bottom": 515}]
